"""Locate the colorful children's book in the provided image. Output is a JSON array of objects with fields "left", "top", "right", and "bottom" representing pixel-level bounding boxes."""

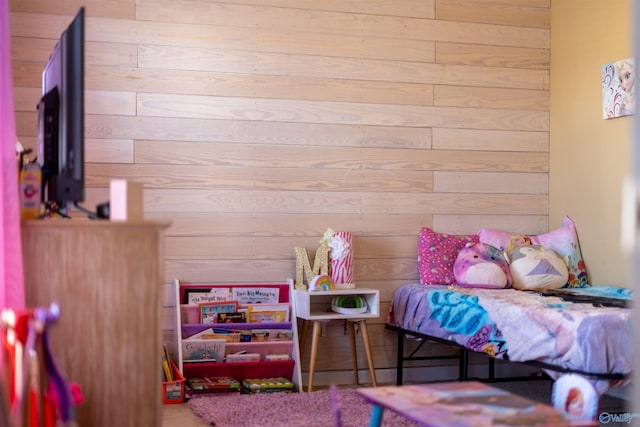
[
  {"left": 199, "top": 301, "right": 239, "bottom": 323},
  {"left": 217, "top": 311, "right": 246, "bottom": 323},
  {"left": 161, "top": 344, "right": 173, "bottom": 381},
  {"left": 182, "top": 287, "right": 231, "bottom": 305},
  {"left": 186, "top": 376, "right": 240, "bottom": 394},
  {"left": 225, "top": 353, "right": 260, "bottom": 363},
  {"left": 250, "top": 329, "right": 293, "bottom": 341},
  {"left": 246, "top": 303, "right": 289, "bottom": 323},
  {"left": 187, "top": 327, "right": 252, "bottom": 342},
  {"left": 242, "top": 377, "right": 294, "bottom": 394},
  {"left": 182, "top": 339, "right": 226, "bottom": 362},
  {"left": 232, "top": 287, "right": 280, "bottom": 304}
]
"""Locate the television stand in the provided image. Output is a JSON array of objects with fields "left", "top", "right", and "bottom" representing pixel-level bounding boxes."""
[{"left": 21, "top": 219, "right": 170, "bottom": 427}]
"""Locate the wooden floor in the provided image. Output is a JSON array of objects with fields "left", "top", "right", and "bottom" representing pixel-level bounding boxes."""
[{"left": 162, "top": 403, "right": 209, "bottom": 427}]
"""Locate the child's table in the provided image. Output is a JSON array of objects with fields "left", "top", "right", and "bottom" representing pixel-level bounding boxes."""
[{"left": 356, "top": 381, "right": 596, "bottom": 427}]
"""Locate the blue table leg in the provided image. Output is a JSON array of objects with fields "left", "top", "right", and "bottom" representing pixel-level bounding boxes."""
[{"left": 369, "top": 404, "right": 384, "bottom": 427}]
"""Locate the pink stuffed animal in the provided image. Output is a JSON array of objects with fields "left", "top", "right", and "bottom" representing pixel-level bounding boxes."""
[{"left": 453, "top": 242, "right": 511, "bottom": 288}]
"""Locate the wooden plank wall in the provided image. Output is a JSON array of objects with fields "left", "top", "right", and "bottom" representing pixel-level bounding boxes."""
[{"left": 10, "top": 0, "right": 550, "bottom": 385}]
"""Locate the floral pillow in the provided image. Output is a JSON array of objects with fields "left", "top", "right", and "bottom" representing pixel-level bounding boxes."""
[
  {"left": 418, "top": 227, "right": 479, "bottom": 285},
  {"left": 478, "top": 216, "right": 588, "bottom": 288}
]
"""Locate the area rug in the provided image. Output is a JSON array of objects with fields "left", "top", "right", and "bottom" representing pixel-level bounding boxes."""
[{"left": 187, "top": 387, "right": 421, "bottom": 427}]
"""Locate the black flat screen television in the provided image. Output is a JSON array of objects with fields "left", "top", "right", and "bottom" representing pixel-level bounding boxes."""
[{"left": 37, "top": 7, "right": 85, "bottom": 215}]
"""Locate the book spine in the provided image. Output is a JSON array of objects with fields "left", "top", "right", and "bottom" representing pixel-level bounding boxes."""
[{"left": 162, "top": 344, "right": 174, "bottom": 381}]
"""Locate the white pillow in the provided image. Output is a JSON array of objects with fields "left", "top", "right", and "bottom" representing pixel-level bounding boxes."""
[{"left": 508, "top": 245, "right": 568, "bottom": 290}]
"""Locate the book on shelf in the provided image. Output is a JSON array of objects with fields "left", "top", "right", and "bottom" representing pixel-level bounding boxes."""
[
  {"left": 265, "top": 354, "right": 290, "bottom": 361},
  {"left": 162, "top": 344, "right": 174, "bottom": 381},
  {"left": 232, "top": 287, "right": 280, "bottom": 304},
  {"left": 186, "top": 376, "right": 240, "bottom": 394},
  {"left": 242, "top": 377, "right": 294, "bottom": 394},
  {"left": 199, "top": 301, "right": 239, "bottom": 323},
  {"left": 186, "top": 327, "right": 251, "bottom": 342},
  {"left": 200, "top": 332, "right": 241, "bottom": 342},
  {"left": 225, "top": 352, "right": 261, "bottom": 363},
  {"left": 182, "top": 338, "right": 226, "bottom": 363},
  {"left": 183, "top": 287, "right": 231, "bottom": 305},
  {"left": 246, "top": 303, "right": 290, "bottom": 323},
  {"left": 251, "top": 329, "right": 293, "bottom": 341},
  {"left": 217, "top": 311, "right": 246, "bottom": 323}
]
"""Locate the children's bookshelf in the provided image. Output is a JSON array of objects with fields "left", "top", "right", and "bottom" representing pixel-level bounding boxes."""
[{"left": 174, "top": 279, "right": 302, "bottom": 393}]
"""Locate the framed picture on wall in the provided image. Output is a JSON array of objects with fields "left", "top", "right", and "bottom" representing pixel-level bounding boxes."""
[{"left": 602, "top": 57, "right": 635, "bottom": 119}]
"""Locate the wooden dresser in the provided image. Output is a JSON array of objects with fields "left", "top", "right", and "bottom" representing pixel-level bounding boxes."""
[{"left": 21, "top": 220, "right": 169, "bottom": 427}]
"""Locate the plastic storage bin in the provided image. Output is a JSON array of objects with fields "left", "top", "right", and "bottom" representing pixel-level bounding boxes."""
[{"left": 162, "top": 360, "right": 185, "bottom": 404}]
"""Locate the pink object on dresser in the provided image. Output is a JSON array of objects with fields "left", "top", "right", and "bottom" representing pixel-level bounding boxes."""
[{"left": 330, "top": 231, "right": 354, "bottom": 287}]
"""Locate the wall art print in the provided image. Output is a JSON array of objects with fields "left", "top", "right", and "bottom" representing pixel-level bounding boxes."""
[{"left": 602, "top": 57, "right": 635, "bottom": 119}]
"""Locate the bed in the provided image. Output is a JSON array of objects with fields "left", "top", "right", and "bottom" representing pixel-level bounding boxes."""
[
  {"left": 386, "top": 283, "right": 633, "bottom": 393},
  {"left": 386, "top": 219, "right": 633, "bottom": 394}
]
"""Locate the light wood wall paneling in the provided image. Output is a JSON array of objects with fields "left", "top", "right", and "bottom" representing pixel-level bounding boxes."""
[
  {"left": 9, "top": 12, "right": 87, "bottom": 38},
  {"left": 135, "top": 95, "right": 549, "bottom": 130},
  {"left": 11, "top": 0, "right": 551, "bottom": 386},
  {"left": 432, "top": 128, "right": 548, "bottom": 152},
  {"left": 85, "top": 139, "right": 135, "bottom": 164},
  {"left": 136, "top": 0, "right": 545, "bottom": 48},
  {"left": 434, "top": 85, "right": 549, "bottom": 110},
  {"left": 142, "top": 190, "right": 548, "bottom": 215},
  {"left": 15, "top": 111, "right": 36, "bottom": 137},
  {"left": 130, "top": 141, "right": 546, "bottom": 172},
  {"left": 83, "top": 116, "right": 432, "bottom": 148},
  {"left": 11, "top": 45, "right": 138, "bottom": 89},
  {"left": 16, "top": 137, "right": 136, "bottom": 165},
  {"left": 85, "top": 164, "right": 435, "bottom": 193},
  {"left": 435, "top": 0, "right": 550, "bottom": 28},
  {"left": 13, "top": 88, "right": 136, "bottom": 116},
  {"left": 137, "top": 122, "right": 432, "bottom": 149},
  {"left": 146, "top": 213, "right": 434, "bottom": 238},
  {"left": 86, "top": 67, "right": 435, "bottom": 106},
  {"left": 433, "top": 171, "right": 548, "bottom": 194},
  {"left": 163, "top": 258, "right": 420, "bottom": 284},
  {"left": 163, "top": 236, "right": 419, "bottom": 261},
  {"left": 436, "top": 42, "right": 549, "bottom": 69},
  {"left": 139, "top": 0, "right": 437, "bottom": 20},
  {"left": 12, "top": 38, "right": 138, "bottom": 68},
  {"left": 12, "top": 87, "right": 41, "bottom": 111},
  {"left": 128, "top": 21, "right": 440, "bottom": 63},
  {"left": 10, "top": 7, "right": 547, "bottom": 49},
  {"left": 10, "top": 0, "right": 135, "bottom": 19},
  {"left": 11, "top": 36, "right": 57, "bottom": 63},
  {"left": 432, "top": 214, "right": 549, "bottom": 235},
  {"left": 137, "top": 48, "right": 547, "bottom": 90},
  {"left": 85, "top": 90, "right": 137, "bottom": 115}
]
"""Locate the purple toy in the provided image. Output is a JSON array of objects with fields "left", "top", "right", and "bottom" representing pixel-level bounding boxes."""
[{"left": 453, "top": 242, "right": 512, "bottom": 288}]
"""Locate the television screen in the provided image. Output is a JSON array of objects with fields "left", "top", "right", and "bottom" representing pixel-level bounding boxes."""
[{"left": 37, "top": 7, "right": 85, "bottom": 216}]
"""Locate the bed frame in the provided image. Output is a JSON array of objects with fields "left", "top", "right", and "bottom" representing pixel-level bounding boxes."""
[
  {"left": 386, "top": 323, "right": 630, "bottom": 386},
  {"left": 385, "top": 284, "right": 632, "bottom": 388}
]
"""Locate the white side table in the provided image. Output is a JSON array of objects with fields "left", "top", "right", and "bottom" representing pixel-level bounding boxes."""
[{"left": 293, "top": 288, "right": 380, "bottom": 392}]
